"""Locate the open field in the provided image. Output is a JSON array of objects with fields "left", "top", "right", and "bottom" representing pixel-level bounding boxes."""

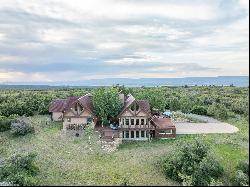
[{"left": 0, "top": 114, "right": 248, "bottom": 186}]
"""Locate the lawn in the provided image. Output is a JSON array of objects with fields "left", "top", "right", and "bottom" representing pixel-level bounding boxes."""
[{"left": 0, "top": 115, "right": 248, "bottom": 186}]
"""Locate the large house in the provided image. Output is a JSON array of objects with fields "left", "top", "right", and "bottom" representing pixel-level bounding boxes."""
[
  {"left": 49, "top": 93, "right": 176, "bottom": 140},
  {"left": 117, "top": 94, "right": 176, "bottom": 140},
  {"left": 49, "top": 94, "right": 97, "bottom": 131}
]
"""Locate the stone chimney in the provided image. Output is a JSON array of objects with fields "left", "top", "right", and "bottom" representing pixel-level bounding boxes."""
[{"left": 119, "top": 93, "right": 125, "bottom": 107}]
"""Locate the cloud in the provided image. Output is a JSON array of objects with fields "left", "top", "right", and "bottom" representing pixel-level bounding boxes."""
[
  {"left": 192, "top": 16, "right": 249, "bottom": 48},
  {"left": 105, "top": 53, "right": 161, "bottom": 65},
  {"left": 96, "top": 42, "right": 127, "bottom": 51},
  {"left": 0, "top": 0, "right": 248, "bottom": 82},
  {"left": 239, "top": 0, "right": 249, "bottom": 11},
  {"left": 39, "top": 29, "right": 75, "bottom": 44},
  {"left": 0, "top": 33, "right": 5, "bottom": 41},
  {"left": 6, "top": 0, "right": 216, "bottom": 21},
  {"left": 115, "top": 25, "right": 192, "bottom": 41},
  {"left": 0, "top": 70, "right": 53, "bottom": 82},
  {"left": 0, "top": 55, "right": 26, "bottom": 62}
]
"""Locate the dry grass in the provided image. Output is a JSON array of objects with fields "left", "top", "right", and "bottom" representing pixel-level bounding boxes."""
[
  {"left": 0, "top": 115, "right": 178, "bottom": 186},
  {"left": 0, "top": 115, "right": 248, "bottom": 186}
]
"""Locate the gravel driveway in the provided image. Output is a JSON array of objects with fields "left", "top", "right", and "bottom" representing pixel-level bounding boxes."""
[{"left": 175, "top": 115, "right": 239, "bottom": 134}]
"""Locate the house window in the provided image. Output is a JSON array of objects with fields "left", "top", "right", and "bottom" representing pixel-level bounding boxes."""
[
  {"left": 136, "top": 131, "right": 139, "bottom": 138},
  {"left": 141, "top": 119, "right": 145, "bottom": 125},
  {"left": 79, "top": 105, "right": 84, "bottom": 112},
  {"left": 67, "top": 118, "right": 71, "bottom": 122},
  {"left": 131, "top": 119, "right": 134, "bottom": 125},
  {"left": 159, "top": 130, "right": 172, "bottom": 135},
  {"left": 130, "top": 104, "right": 135, "bottom": 111},
  {"left": 135, "top": 103, "right": 140, "bottom": 111},
  {"left": 123, "top": 118, "right": 125, "bottom": 125},
  {"left": 136, "top": 119, "right": 139, "bottom": 125},
  {"left": 125, "top": 119, "right": 129, "bottom": 125},
  {"left": 123, "top": 131, "right": 125, "bottom": 138},
  {"left": 125, "top": 131, "right": 129, "bottom": 138},
  {"left": 141, "top": 131, "right": 145, "bottom": 138},
  {"left": 131, "top": 131, "right": 134, "bottom": 138},
  {"left": 74, "top": 104, "right": 78, "bottom": 112}
]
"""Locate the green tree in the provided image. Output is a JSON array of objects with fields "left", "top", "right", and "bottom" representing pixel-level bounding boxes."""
[
  {"left": 234, "top": 170, "right": 249, "bottom": 186},
  {"left": 180, "top": 97, "right": 193, "bottom": 113},
  {"left": 93, "top": 87, "right": 122, "bottom": 126},
  {"left": 163, "top": 139, "right": 224, "bottom": 186},
  {"left": 0, "top": 153, "right": 39, "bottom": 186},
  {"left": 207, "top": 103, "right": 228, "bottom": 120},
  {"left": 134, "top": 88, "right": 167, "bottom": 112},
  {"left": 191, "top": 105, "right": 207, "bottom": 115},
  {"left": 169, "top": 97, "right": 180, "bottom": 111}
]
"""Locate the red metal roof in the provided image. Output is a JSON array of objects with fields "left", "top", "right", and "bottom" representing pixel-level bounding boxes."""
[
  {"left": 152, "top": 117, "right": 175, "bottom": 129},
  {"left": 118, "top": 94, "right": 151, "bottom": 116},
  {"left": 49, "top": 94, "right": 95, "bottom": 115},
  {"left": 49, "top": 99, "right": 65, "bottom": 112},
  {"left": 78, "top": 94, "right": 95, "bottom": 116},
  {"left": 63, "top": 96, "right": 81, "bottom": 111},
  {"left": 137, "top": 100, "right": 151, "bottom": 113}
]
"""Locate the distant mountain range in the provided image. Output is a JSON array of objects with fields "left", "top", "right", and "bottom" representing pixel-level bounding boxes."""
[{"left": 0, "top": 76, "right": 249, "bottom": 89}]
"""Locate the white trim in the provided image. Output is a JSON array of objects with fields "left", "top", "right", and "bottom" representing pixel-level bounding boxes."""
[{"left": 159, "top": 129, "right": 172, "bottom": 135}]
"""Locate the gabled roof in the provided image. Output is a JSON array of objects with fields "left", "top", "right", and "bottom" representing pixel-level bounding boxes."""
[
  {"left": 118, "top": 94, "right": 135, "bottom": 115},
  {"left": 137, "top": 100, "right": 151, "bottom": 114},
  {"left": 49, "top": 94, "right": 95, "bottom": 116},
  {"left": 117, "top": 94, "right": 151, "bottom": 117},
  {"left": 78, "top": 94, "right": 95, "bottom": 116},
  {"left": 63, "top": 96, "right": 81, "bottom": 111},
  {"left": 49, "top": 99, "right": 66, "bottom": 112}
]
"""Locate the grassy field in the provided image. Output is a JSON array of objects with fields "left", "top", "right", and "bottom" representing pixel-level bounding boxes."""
[{"left": 0, "top": 115, "right": 248, "bottom": 186}]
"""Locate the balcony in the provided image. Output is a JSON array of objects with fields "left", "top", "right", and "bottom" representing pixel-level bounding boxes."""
[{"left": 119, "top": 123, "right": 154, "bottom": 130}]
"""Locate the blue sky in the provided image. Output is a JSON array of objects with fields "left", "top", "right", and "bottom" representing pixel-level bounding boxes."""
[{"left": 0, "top": 0, "right": 249, "bottom": 82}]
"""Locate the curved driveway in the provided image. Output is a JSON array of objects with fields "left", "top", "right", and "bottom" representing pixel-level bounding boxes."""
[{"left": 174, "top": 114, "right": 239, "bottom": 134}]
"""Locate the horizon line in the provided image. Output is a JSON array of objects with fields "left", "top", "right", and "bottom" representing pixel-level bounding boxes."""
[{"left": 0, "top": 75, "right": 249, "bottom": 84}]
